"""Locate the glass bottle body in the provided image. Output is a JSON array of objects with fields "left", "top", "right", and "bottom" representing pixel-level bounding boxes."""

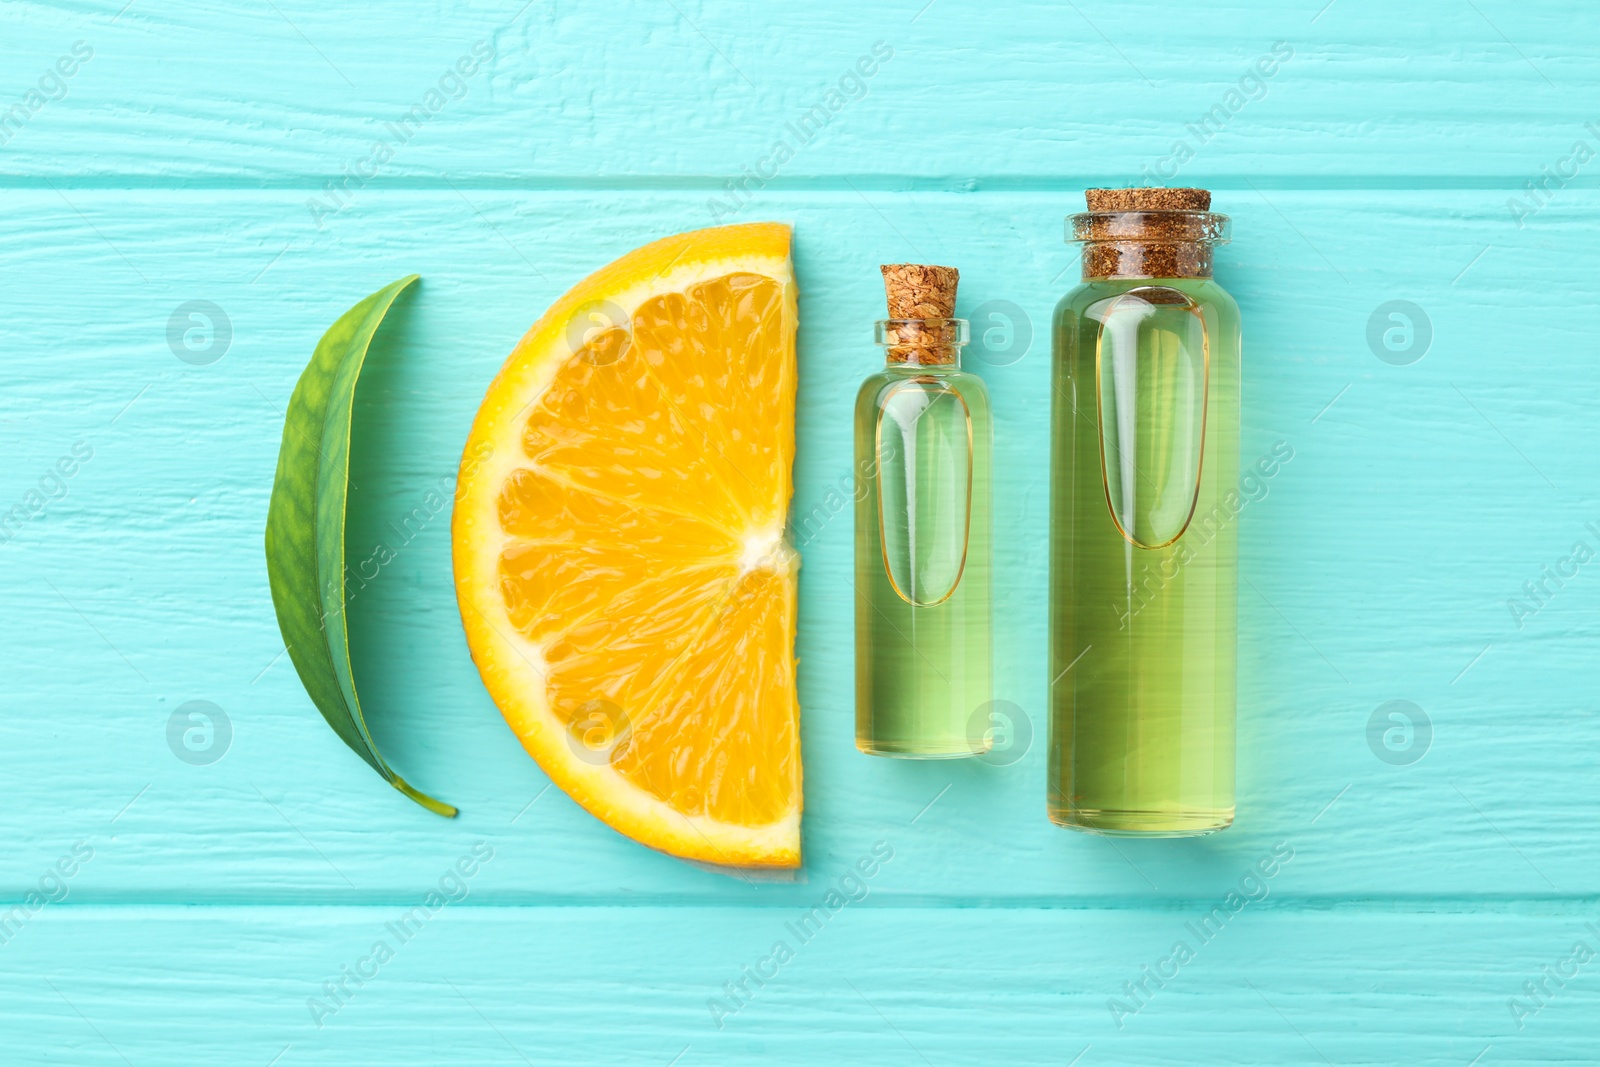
[
  {"left": 854, "top": 361, "right": 993, "bottom": 758},
  {"left": 1047, "top": 277, "right": 1240, "bottom": 834}
]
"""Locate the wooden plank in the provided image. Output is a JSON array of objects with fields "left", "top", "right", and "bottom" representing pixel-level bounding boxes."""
[
  {"left": 1, "top": 1, "right": 1596, "bottom": 182},
  {"left": 0, "top": 188, "right": 1595, "bottom": 902},
  {"left": 4, "top": 904, "right": 1597, "bottom": 1065},
  {"left": 8, "top": 0, "right": 1599, "bottom": 1062}
]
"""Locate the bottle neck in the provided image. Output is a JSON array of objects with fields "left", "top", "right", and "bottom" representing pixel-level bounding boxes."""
[
  {"left": 883, "top": 345, "right": 963, "bottom": 368},
  {"left": 876, "top": 317, "right": 969, "bottom": 369},
  {"left": 1081, "top": 241, "right": 1213, "bottom": 281},
  {"left": 1069, "top": 210, "right": 1229, "bottom": 282}
]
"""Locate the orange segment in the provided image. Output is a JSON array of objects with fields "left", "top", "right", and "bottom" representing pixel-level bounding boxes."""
[{"left": 452, "top": 224, "right": 801, "bottom": 867}]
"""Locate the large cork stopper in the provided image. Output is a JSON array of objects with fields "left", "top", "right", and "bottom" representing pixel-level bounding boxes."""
[
  {"left": 1079, "top": 187, "right": 1218, "bottom": 280},
  {"left": 881, "top": 263, "right": 960, "bottom": 365},
  {"left": 1085, "top": 187, "right": 1211, "bottom": 212}
]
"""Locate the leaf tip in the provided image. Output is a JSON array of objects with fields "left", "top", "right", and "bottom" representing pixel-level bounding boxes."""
[{"left": 392, "top": 776, "right": 458, "bottom": 818}]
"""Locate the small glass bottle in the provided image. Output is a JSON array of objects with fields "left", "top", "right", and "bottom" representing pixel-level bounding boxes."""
[
  {"left": 855, "top": 265, "right": 993, "bottom": 758},
  {"left": 1047, "top": 189, "right": 1240, "bottom": 834}
]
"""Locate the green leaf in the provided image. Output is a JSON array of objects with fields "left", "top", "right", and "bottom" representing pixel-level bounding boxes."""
[{"left": 264, "top": 274, "right": 456, "bottom": 818}]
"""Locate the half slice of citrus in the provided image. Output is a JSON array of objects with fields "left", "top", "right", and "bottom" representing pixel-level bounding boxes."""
[{"left": 453, "top": 223, "right": 801, "bottom": 867}]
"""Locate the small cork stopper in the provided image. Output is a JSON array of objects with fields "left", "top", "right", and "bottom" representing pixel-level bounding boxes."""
[
  {"left": 1080, "top": 187, "right": 1216, "bottom": 280},
  {"left": 1085, "top": 187, "right": 1211, "bottom": 212},
  {"left": 881, "top": 263, "right": 958, "bottom": 319},
  {"left": 881, "top": 263, "right": 960, "bottom": 364}
]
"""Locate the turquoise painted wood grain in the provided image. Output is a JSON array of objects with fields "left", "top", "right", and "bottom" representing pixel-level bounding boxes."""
[{"left": 3, "top": 1, "right": 1599, "bottom": 1063}]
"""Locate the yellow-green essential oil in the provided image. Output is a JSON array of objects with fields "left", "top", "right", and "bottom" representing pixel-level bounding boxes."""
[
  {"left": 856, "top": 265, "right": 992, "bottom": 758},
  {"left": 1047, "top": 189, "right": 1240, "bottom": 834}
]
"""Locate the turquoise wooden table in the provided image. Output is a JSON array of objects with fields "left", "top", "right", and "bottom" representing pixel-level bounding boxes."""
[{"left": 5, "top": 1, "right": 1599, "bottom": 1062}]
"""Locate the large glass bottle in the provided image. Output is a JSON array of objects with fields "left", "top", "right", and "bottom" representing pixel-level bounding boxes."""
[
  {"left": 1047, "top": 189, "right": 1240, "bottom": 835},
  {"left": 855, "top": 265, "right": 993, "bottom": 758}
]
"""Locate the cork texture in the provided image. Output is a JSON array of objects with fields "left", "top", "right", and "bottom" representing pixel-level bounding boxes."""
[
  {"left": 1085, "top": 187, "right": 1212, "bottom": 211},
  {"left": 1082, "top": 242, "right": 1213, "bottom": 280},
  {"left": 881, "top": 263, "right": 959, "bottom": 318},
  {"left": 881, "top": 263, "right": 961, "bottom": 364}
]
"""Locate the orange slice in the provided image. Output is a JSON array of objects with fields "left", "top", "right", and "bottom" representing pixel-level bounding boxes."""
[{"left": 452, "top": 223, "right": 801, "bottom": 867}]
